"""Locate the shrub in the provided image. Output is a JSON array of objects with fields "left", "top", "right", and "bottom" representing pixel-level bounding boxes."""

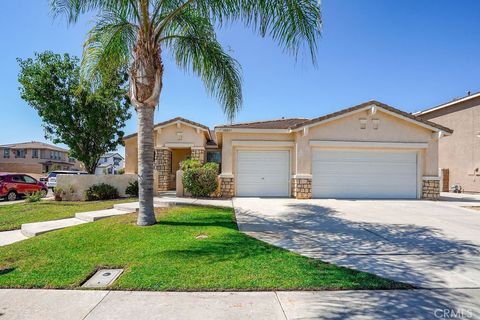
[
  {"left": 125, "top": 180, "right": 139, "bottom": 197},
  {"left": 203, "top": 162, "right": 220, "bottom": 173},
  {"left": 117, "top": 168, "right": 125, "bottom": 175},
  {"left": 182, "top": 162, "right": 219, "bottom": 197},
  {"left": 25, "top": 191, "right": 44, "bottom": 203},
  {"left": 180, "top": 159, "right": 201, "bottom": 171},
  {"left": 85, "top": 183, "right": 119, "bottom": 201}
]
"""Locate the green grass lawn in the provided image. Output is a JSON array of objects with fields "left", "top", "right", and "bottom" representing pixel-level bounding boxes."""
[
  {"left": 0, "top": 206, "right": 409, "bottom": 290},
  {"left": 0, "top": 199, "right": 137, "bottom": 231}
]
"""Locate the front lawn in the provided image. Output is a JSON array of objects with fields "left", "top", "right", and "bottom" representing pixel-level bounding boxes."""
[
  {"left": 0, "top": 199, "right": 137, "bottom": 231},
  {"left": 0, "top": 206, "right": 409, "bottom": 290}
]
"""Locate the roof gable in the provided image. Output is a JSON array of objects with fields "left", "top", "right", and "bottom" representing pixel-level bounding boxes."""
[
  {"left": 124, "top": 117, "right": 211, "bottom": 140},
  {"left": 291, "top": 101, "right": 453, "bottom": 134}
]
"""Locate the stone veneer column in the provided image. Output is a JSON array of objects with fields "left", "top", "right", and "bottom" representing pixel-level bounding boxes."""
[
  {"left": 155, "top": 148, "right": 172, "bottom": 192},
  {"left": 291, "top": 175, "right": 312, "bottom": 199},
  {"left": 219, "top": 174, "right": 235, "bottom": 198},
  {"left": 422, "top": 177, "right": 440, "bottom": 200},
  {"left": 191, "top": 147, "right": 206, "bottom": 164}
]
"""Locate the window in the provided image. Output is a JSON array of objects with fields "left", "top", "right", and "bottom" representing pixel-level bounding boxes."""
[
  {"left": 207, "top": 151, "right": 221, "bottom": 164},
  {"left": 15, "top": 149, "right": 26, "bottom": 158},
  {"left": 23, "top": 175, "right": 36, "bottom": 184},
  {"left": 11, "top": 175, "right": 24, "bottom": 183},
  {"left": 3, "top": 149, "right": 10, "bottom": 158},
  {"left": 32, "top": 149, "right": 39, "bottom": 158},
  {"left": 113, "top": 157, "right": 122, "bottom": 166}
]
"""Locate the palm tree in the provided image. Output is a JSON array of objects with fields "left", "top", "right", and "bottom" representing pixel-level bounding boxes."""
[{"left": 51, "top": 0, "right": 322, "bottom": 226}]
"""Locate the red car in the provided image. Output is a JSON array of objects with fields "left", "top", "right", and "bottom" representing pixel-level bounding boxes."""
[{"left": 0, "top": 174, "right": 48, "bottom": 201}]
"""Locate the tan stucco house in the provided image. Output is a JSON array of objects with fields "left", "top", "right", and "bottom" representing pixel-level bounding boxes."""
[
  {"left": 124, "top": 101, "right": 452, "bottom": 200},
  {"left": 0, "top": 141, "right": 83, "bottom": 175},
  {"left": 415, "top": 92, "right": 480, "bottom": 193}
]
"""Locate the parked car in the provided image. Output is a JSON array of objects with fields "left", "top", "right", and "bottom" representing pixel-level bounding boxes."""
[
  {"left": 45, "top": 170, "right": 88, "bottom": 189},
  {"left": 0, "top": 174, "right": 48, "bottom": 201}
]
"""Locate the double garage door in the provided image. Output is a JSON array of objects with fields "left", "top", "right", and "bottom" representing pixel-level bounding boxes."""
[
  {"left": 236, "top": 149, "right": 418, "bottom": 199},
  {"left": 312, "top": 150, "right": 418, "bottom": 199}
]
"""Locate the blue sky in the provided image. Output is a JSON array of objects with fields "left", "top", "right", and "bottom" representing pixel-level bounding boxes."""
[{"left": 1, "top": 0, "right": 480, "bottom": 155}]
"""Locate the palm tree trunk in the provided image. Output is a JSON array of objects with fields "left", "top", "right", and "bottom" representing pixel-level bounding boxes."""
[{"left": 136, "top": 104, "right": 156, "bottom": 226}]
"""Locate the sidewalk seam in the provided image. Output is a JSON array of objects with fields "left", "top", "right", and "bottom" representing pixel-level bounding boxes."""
[
  {"left": 82, "top": 290, "right": 111, "bottom": 320},
  {"left": 274, "top": 291, "right": 289, "bottom": 320}
]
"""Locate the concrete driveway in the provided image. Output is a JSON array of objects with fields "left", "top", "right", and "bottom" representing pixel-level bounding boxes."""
[{"left": 233, "top": 196, "right": 480, "bottom": 289}]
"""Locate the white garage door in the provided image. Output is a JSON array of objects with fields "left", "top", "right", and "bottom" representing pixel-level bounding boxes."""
[
  {"left": 236, "top": 150, "right": 290, "bottom": 197},
  {"left": 312, "top": 150, "right": 417, "bottom": 199}
]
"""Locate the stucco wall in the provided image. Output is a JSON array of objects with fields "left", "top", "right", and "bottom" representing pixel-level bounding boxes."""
[
  {"left": 420, "top": 96, "right": 480, "bottom": 192},
  {"left": 155, "top": 124, "right": 206, "bottom": 148},
  {"left": 124, "top": 136, "right": 138, "bottom": 174},
  {"left": 56, "top": 174, "right": 137, "bottom": 201},
  {"left": 220, "top": 109, "right": 439, "bottom": 179}
]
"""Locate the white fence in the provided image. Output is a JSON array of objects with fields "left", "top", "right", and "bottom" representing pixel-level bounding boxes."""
[{"left": 56, "top": 174, "right": 137, "bottom": 201}]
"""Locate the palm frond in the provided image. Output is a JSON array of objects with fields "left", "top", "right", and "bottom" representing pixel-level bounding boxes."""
[
  {"left": 82, "top": 6, "right": 137, "bottom": 81},
  {"left": 162, "top": 10, "right": 242, "bottom": 120},
  {"left": 50, "top": 0, "right": 139, "bottom": 24}
]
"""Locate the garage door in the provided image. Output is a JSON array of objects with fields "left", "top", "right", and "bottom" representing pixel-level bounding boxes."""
[
  {"left": 236, "top": 150, "right": 290, "bottom": 197},
  {"left": 312, "top": 150, "right": 417, "bottom": 199}
]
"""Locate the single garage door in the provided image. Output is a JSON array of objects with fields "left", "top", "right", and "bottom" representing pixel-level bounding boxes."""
[
  {"left": 312, "top": 150, "right": 417, "bottom": 199},
  {"left": 236, "top": 150, "right": 290, "bottom": 197}
]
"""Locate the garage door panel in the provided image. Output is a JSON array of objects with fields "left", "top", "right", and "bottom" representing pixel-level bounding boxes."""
[
  {"left": 312, "top": 150, "right": 417, "bottom": 199},
  {"left": 237, "top": 150, "right": 290, "bottom": 197}
]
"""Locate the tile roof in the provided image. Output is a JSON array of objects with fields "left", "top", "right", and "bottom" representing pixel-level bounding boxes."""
[
  {"left": 215, "top": 118, "right": 308, "bottom": 129},
  {"left": 290, "top": 100, "right": 453, "bottom": 134},
  {"left": 124, "top": 117, "right": 210, "bottom": 140},
  {"left": 0, "top": 141, "right": 69, "bottom": 152}
]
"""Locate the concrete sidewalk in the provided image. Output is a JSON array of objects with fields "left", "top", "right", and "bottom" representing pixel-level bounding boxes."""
[{"left": 0, "top": 288, "right": 478, "bottom": 319}]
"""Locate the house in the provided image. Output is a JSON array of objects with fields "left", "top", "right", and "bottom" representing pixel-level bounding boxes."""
[
  {"left": 415, "top": 91, "right": 480, "bottom": 193},
  {"left": 95, "top": 153, "right": 125, "bottom": 175},
  {"left": 124, "top": 101, "right": 452, "bottom": 200},
  {"left": 0, "top": 141, "right": 82, "bottom": 174}
]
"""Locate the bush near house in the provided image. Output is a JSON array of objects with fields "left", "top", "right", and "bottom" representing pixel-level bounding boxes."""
[
  {"left": 182, "top": 162, "right": 219, "bottom": 197},
  {"left": 85, "top": 183, "right": 119, "bottom": 201},
  {"left": 125, "top": 180, "right": 139, "bottom": 197}
]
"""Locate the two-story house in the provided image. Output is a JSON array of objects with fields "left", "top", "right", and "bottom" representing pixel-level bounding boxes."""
[
  {"left": 415, "top": 91, "right": 480, "bottom": 193},
  {"left": 0, "top": 141, "right": 82, "bottom": 174},
  {"left": 95, "top": 153, "right": 125, "bottom": 175}
]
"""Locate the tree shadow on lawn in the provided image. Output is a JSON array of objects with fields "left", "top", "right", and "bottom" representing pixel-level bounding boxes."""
[{"left": 235, "top": 202, "right": 480, "bottom": 288}]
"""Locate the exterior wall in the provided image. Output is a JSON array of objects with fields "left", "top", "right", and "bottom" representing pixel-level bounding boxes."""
[
  {"left": 0, "top": 163, "right": 43, "bottom": 174},
  {"left": 154, "top": 124, "right": 206, "bottom": 148},
  {"left": 291, "top": 177, "right": 312, "bottom": 199},
  {"left": 124, "top": 136, "right": 138, "bottom": 174},
  {"left": 422, "top": 178, "right": 440, "bottom": 200},
  {"left": 419, "top": 96, "right": 480, "bottom": 193},
  {"left": 155, "top": 148, "right": 172, "bottom": 191},
  {"left": 219, "top": 109, "right": 439, "bottom": 199},
  {"left": 56, "top": 174, "right": 137, "bottom": 201},
  {"left": 191, "top": 147, "right": 206, "bottom": 164}
]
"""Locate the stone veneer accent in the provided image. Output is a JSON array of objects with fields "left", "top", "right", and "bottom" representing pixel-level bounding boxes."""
[
  {"left": 220, "top": 176, "right": 235, "bottom": 198},
  {"left": 191, "top": 147, "right": 205, "bottom": 164},
  {"left": 155, "top": 148, "right": 172, "bottom": 192},
  {"left": 422, "top": 177, "right": 440, "bottom": 200},
  {"left": 292, "top": 177, "right": 312, "bottom": 199}
]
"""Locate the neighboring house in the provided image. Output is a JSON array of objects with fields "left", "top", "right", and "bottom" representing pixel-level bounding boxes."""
[
  {"left": 95, "top": 153, "right": 125, "bottom": 175},
  {"left": 415, "top": 91, "right": 480, "bottom": 193},
  {"left": 0, "top": 141, "right": 82, "bottom": 174},
  {"left": 124, "top": 101, "right": 452, "bottom": 200}
]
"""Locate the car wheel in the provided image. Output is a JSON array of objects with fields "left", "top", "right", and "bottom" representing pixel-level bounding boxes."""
[
  {"left": 6, "top": 191, "right": 17, "bottom": 201},
  {"left": 40, "top": 189, "right": 48, "bottom": 198}
]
